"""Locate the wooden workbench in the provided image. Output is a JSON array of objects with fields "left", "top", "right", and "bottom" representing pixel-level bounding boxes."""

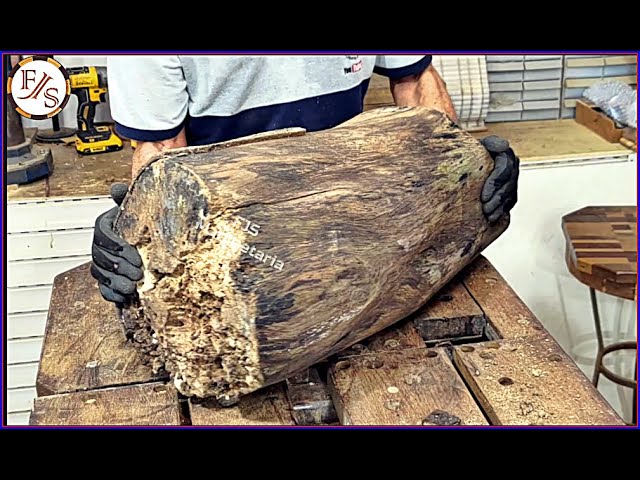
[
  {"left": 8, "top": 118, "right": 633, "bottom": 203},
  {"left": 7, "top": 133, "right": 132, "bottom": 201},
  {"left": 31, "top": 256, "right": 623, "bottom": 426}
]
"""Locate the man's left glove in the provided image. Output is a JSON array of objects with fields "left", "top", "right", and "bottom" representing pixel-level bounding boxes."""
[
  {"left": 90, "top": 183, "right": 143, "bottom": 304},
  {"left": 479, "top": 135, "right": 520, "bottom": 223}
]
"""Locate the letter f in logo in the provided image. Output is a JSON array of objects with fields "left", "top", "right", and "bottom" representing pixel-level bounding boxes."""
[{"left": 18, "top": 72, "right": 53, "bottom": 100}]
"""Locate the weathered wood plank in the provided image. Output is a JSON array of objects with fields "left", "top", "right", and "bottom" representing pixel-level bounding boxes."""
[
  {"left": 461, "top": 256, "right": 545, "bottom": 340},
  {"left": 189, "top": 383, "right": 294, "bottom": 426},
  {"left": 117, "top": 107, "right": 508, "bottom": 402},
  {"left": 453, "top": 336, "right": 624, "bottom": 425},
  {"left": 353, "top": 317, "right": 427, "bottom": 354},
  {"left": 30, "top": 382, "right": 182, "bottom": 425},
  {"left": 328, "top": 321, "right": 488, "bottom": 425},
  {"left": 286, "top": 368, "right": 338, "bottom": 425},
  {"left": 412, "top": 278, "right": 486, "bottom": 343},
  {"left": 329, "top": 348, "right": 489, "bottom": 426},
  {"left": 363, "top": 74, "right": 394, "bottom": 111},
  {"left": 37, "top": 262, "right": 165, "bottom": 396}
]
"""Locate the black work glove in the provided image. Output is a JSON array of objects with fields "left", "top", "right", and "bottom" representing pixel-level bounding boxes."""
[
  {"left": 479, "top": 135, "right": 520, "bottom": 223},
  {"left": 90, "top": 183, "right": 143, "bottom": 304}
]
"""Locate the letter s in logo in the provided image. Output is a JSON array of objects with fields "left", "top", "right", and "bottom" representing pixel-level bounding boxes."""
[{"left": 44, "top": 87, "right": 59, "bottom": 108}]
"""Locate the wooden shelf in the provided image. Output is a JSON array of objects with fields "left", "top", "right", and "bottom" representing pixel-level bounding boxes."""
[{"left": 473, "top": 119, "right": 632, "bottom": 164}]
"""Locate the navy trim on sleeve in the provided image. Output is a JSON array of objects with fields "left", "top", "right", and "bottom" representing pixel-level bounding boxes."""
[
  {"left": 114, "top": 122, "right": 185, "bottom": 142},
  {"left": 374, "top": 55, "right": 433, "bottom": 80},
  {"left": 184, "top": 79, "right": 370, "bottom": 146},
  {"left": 114, "top": 79, "right": 371, "bottom": 147}
]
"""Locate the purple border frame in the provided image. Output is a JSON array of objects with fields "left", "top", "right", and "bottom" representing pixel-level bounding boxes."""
[{"left": 1, "top": 50, "right": 638, "bottom": 430}]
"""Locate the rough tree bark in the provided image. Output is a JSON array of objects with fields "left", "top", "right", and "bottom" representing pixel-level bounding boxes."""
[{"left": 115, "top": 107, "right": 509, "bottom": 404}]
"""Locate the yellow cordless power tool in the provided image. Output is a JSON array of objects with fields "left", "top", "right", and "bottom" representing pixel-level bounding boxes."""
[{"left": 68, "top": 66, "right": 123, "bottom": 155}]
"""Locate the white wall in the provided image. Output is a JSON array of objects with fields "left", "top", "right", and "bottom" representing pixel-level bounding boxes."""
[
  {"left": 7, "top": 197, "right": 114, "bottom": 425},
  {"left": 483, "top": 155, "right": 637, "bottom": 422}
]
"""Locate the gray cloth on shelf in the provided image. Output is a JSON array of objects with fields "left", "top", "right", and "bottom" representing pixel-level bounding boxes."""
[{"left": 583, "top": 81, "right": 637, "bottom": 128}]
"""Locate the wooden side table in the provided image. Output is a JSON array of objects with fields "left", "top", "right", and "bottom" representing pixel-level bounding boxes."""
[{"left": 562, "top": 206, "right": 637, "bottom": 425}]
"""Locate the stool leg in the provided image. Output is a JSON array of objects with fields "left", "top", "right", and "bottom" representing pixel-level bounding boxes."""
[
  {"left": 633, "top": 357, "right": 637, "bottom": 425},
  {"left": 590, "top": 288, "right": 605, "bottom": 387}
]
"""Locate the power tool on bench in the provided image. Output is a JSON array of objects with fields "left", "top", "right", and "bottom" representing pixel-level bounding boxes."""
[{"left": 68, "top": 66, "right": 123, "bottom": 155}]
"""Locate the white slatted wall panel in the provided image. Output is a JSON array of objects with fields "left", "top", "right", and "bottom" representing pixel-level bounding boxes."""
[
  {"left": 7, "top": 196, "right": 112, "bottom": 425},
  {"left": 432, "top": 55, "right": 490, "bottom": 131},
  {"left": 486, "top": 55, "right": 563, "bottom": 122},
  {"left": 486, "top": 54, "right": 637, "bottom": 122}
]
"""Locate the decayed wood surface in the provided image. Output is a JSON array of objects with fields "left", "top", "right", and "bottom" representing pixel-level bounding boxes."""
[
  {"left": 327, "top": 319, "right": 488, "bottom": 425},
  {"left": 115, "top": 107, "right": 508, "bottom": 403},
  {"left": 30, "top": 383, "right": 182, "bottom": 426},
  {"left": 453, "top": 336, "right": 624, "bottom": 425},
  {"left": 189, "top": 384, "right": 294, "bottom": 426},
  {"left": 36, "top": 262, "right": 166, "bottom": 397},
  {"left": 412, "top": 278, "right": 486, "bottom": 343}
]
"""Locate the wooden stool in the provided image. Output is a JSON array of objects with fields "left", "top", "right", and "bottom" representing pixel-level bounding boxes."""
[
  {"left": 563, "top": 206, "right": 637, "bottom": 425},
  {"left": 31, "top": 256, "right": 623, "bottom": 426}
]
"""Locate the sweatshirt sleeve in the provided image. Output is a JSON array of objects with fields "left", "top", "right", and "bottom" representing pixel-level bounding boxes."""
[
  {"left": 374, "top": 55, "right": 432, "bottom": 80},
  {"left": 107, "top": 55, "right": 188, "bottom": 141}
]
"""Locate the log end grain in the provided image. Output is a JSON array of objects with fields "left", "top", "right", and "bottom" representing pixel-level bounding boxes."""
[{"left": 117, "top": 159, "right": 262, "bottom": 404}]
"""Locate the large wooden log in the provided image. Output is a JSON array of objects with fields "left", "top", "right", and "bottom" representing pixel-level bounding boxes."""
[{"left": 115, "top": 107, "right": 509, "bottom": 404}]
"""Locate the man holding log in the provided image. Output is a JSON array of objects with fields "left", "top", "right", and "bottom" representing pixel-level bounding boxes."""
[{"left": 91, "top": 55, "right": 519, "bottom": 304}]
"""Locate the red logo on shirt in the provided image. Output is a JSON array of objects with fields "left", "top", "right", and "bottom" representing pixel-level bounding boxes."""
[{"left": 343, "top": 56, "right": 363, "bottom": 74}]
